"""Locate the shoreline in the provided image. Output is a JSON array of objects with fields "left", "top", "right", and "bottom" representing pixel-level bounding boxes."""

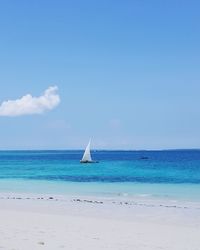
[
  {"left": 1, "top": 178, "right": 200, "bottom": 203},
  {"left": 0, "top": 191, "right": 200, "bottom": 210}
]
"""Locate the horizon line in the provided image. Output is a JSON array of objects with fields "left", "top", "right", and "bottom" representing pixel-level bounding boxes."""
[{"left": 0, "top": 148, "right": 199, "bottom": 151}]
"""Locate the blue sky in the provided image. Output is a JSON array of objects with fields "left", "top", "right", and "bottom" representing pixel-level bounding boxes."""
[{"left": 0, "top": 0, "right": 199, "bottom": 149}]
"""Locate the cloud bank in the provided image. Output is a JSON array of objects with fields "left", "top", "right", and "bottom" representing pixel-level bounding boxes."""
[{"left": 0, "top": 86, "right": 60, "bottom": 117}]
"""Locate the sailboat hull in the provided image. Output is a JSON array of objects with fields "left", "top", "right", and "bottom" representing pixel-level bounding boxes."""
[{"left": 80, "top": 160, "right": 99, "bottom": 164}]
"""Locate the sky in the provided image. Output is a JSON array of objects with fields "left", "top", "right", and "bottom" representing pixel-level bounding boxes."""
[{"left": 0, "top": 0, "right": 199, "bottom": 150}]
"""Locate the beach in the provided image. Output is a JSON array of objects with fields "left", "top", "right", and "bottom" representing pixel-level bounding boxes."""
[
  {"left": 0, "top": 150, "right": 200, "bottom": 249},
  {"left": 0, "top": 193, "right": 200, "bottom": 250}
]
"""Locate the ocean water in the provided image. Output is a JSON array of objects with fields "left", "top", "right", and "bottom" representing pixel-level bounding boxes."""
[{"left": 0, "top": 150, "right": 200, "bottom": 201}]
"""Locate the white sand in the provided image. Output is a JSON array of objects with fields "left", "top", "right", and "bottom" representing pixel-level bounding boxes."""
[{"left": 0, "top": 193, "right": 200, "bottom": 250}]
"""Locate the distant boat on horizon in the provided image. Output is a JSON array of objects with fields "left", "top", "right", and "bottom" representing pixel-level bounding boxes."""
[
  {"left": 80, "top": 139, "right": 98, "bottom": 163},
  {"left": 140, "top": 156, "right": 149, "bottom": 160}
]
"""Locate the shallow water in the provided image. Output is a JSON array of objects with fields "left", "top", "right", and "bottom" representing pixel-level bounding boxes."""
[{"left": 0, "top": 150, "right": 200, "bottom": 201}]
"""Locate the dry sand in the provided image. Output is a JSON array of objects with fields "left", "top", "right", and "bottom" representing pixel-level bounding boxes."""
[{"left": 0, "top": 193, "right": 199, "bottom": 250}]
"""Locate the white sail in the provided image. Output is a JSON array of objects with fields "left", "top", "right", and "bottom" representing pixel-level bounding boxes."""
[{"left": 81, "top": 140, "right": 92, "bottom": 162}]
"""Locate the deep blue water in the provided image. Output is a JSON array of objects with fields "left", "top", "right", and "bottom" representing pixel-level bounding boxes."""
[{"left": 0, "top": 150, "right": 200, "bottom": 184}]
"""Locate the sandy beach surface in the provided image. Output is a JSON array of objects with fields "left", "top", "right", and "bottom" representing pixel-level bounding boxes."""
[{"left": 0, "top": 193, "right": 200, "bottom": 250}]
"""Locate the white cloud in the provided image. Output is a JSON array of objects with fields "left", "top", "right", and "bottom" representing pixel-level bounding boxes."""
[{"left": 0, "top": 86, "right": 60, "bottom": 117}]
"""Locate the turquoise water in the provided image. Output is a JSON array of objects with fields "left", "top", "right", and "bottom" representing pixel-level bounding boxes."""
[{"left": 0, "top": 150, "right": 200, "bottom": 201}]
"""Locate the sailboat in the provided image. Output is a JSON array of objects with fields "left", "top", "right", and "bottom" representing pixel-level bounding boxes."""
[{"left": 80, "top": 139, "right": 98, "bottom": 163}]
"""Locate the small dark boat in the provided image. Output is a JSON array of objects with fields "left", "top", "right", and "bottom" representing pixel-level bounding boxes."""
[{"left": 140, "top": 156, "right": 149, "bottom": 160}]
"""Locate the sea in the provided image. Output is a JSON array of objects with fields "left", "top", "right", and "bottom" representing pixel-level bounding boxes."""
[{"left": 0, "top": 150, "right": 200, "bottom": 202}]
